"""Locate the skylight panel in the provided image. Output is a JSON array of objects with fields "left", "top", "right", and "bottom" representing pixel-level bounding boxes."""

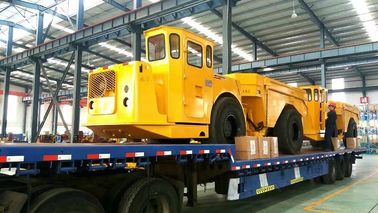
[{"left": 351, "top": 0, "right": 378, "bottom": 41}]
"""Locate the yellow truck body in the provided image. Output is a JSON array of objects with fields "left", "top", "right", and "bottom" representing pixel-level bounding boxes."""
[{"left": 86, "top": 25, "right": 358, "bottom": 154}]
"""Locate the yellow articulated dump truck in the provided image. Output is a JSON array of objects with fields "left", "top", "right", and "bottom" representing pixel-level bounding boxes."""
[
  {"left": 301, "top": 86, "right": 359, "bottom": 147},
  {"left": 86, "top": 25, "right": 359, "bottom": 154}
]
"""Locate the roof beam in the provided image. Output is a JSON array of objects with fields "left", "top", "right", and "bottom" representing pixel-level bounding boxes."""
[
  {"left": 297, "top": 0, "right": 339, "bottom": 46},
  {"left": 0, "top": 20, "right": 35, "bottom": 34},
  {"left": 103, "top": 0, "right": 130, "bottom": 11},
  {"left": 328, "top": 85, "right": 378, "bottom": 93},
  {"left": 298, "top": 72, "right": 315, "bottom": 85},
  {"left": 222, "top": 41, "right": 378, "bottom": 73},
  {"left": 352, "top": 66, "right": 364, "bottom": 78},
  {"left": 5, "top": 0, "right": 70, "bottom": 22},
  {"left": 210, "top": 9, "right": 278, "bottom": 56}
]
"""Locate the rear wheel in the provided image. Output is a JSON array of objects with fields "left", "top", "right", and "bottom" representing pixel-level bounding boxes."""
[
  {"left": 321, "top": 159, "right": 336, "bottom": 184},
  {"left": 335, "top": 156, "right": 345, "bottom": 180},
  {"left": 30, "top": 188, "right": 104, "bottom": 213},
  {"left": 118, "top": 178, "right": 180, "bottom": 213},
  {"left": 344, "top": 154, "right": 353, "bottom": 177},
  {"left": 204, "top": 97, "right": 246, "bottom": 144},
  {"left": 274, "top": 108, "right": 303, "bottom": 154}
]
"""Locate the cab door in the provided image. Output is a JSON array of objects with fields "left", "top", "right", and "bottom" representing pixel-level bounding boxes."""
[{"left": 183, "top": 38, "right": 206, "bottom": 120}]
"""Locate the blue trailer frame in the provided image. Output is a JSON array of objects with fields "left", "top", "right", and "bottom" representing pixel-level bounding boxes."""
[{"left": 0, "top": 143, "right": 366, "bottom": 210}]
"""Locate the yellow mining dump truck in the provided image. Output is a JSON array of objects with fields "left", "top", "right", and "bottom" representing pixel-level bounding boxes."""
[
  {"left": 86, "top": 25, "right": 358, "bottom": 154},
  {"left": 301, "top": 86, "right": 359, "bottom": 147}
]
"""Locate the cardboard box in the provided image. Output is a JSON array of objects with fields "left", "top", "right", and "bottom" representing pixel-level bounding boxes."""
[
  {"left": 235, "top": 136, "right": 259, "bottom": 160},
  {"left": 258, "top": 137, "right": 271, "bottom": 159},
  {"left": 269, "top": 137, "right": 279, "bottom": 158},
  {"left": 332, "top": 137, "right": 340, "bottom": 150},
  {"left": 346, "top": 137, "right": 357, "bottom": 149}
]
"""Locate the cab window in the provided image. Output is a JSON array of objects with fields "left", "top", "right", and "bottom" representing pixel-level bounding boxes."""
[
  {"left": 314, "top": 89, "right": 319, "bottom": 102},
  {"left": 187, "top": 41, "right": 202, "bottom": 68},
  {"left": 206, "top": 45, "right": 212, "bottom": 68},
  {"left": 320, "top": 90, "right": 324, "bottom": 102},
  {"left": 148, "top": 34, "right": 165, "bottom": 61},
  {"left": 305, "top": 89, "right": 312, "bottom": 101},
  {"left": 170, "top": 34, "right": 180, "bottom": 59}
]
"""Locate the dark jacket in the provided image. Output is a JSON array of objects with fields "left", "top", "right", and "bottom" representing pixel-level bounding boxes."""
[{"left": 326, "top": 110, "right": 337, "bottom": 128}]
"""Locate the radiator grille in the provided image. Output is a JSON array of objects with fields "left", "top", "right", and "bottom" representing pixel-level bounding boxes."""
[{"left": 89, "top": 71, "right": 116, "bottom": 98}]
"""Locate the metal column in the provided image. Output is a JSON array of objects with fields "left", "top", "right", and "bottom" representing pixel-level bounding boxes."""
[
  {"left": 71, "top": 0, "right": 84, "bottom": 143},
  {"left": 131, "top": 0, "right": 142, "bottom": 61},
  {"left": 362, "top": 75, "right": 367, "bottom": 97},
  {"left": 22, "top": 89, "right": 28, "bottom": 134},
  {"left": 1, "top": 26, "right": 13, "bottom": 137},
  {"left": 253, "top": 41, "right": 257, "bottom": 61},
  {"left": 222, "top": 0, "right": 232, "bottom": 74},
  {"left": 320, "top": 25, "right": 325, "bottom": 49},
  {"left": 51, "top": 99, "right": 58, "bottom": 135},
  {"left": 30, "top": 11, "right": 44, "bottom": 142},
  {"left": 320, "top": 60, "right": 327, "bottom": 88}
]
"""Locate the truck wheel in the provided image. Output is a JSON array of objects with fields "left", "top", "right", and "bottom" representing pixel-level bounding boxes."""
[
  {"left": 118, "top": 178, "right": 179, "bottom": 213},
  {"left": 205, "top": 97, "right": 246, "bottom": 144},
  {"left": 274, "top": 108, "right": 303, "bottom": 154},
  {"left": 30, "top": 188, "right": 104, "bottom": 213},
  {"left": 344, "top": 154, "right": 353, "bottom": 177},
  {"left": 335, "top": 156, "right": 345, "bottom": 180},
  {"left": 321, "top": 159, "right": 336, "bottom": 184}
]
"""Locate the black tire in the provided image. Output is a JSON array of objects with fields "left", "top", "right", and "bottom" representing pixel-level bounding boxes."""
[
  {"left": 321, "top": 159, "right": 336, "bottom": 184},
  {"left": 30, "top": 187, "right": 104, "bottom": 213},
  {"left": 344, "top": 154, "right": 353, "bottom": 177},
  {"left": 274, "top": 108, "right": 304, "bottom": 154},
  {"left": 335, "top": 156, "right": 345, "bottom": 180},
  {"left": 118, "top": 178, "right": 179, "bottom": 213},
  {"left": 204, "top": 97, "right": 246, "bottom": 144}
]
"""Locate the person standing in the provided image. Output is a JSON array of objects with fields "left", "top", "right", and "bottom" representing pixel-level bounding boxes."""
[{"left": 324, "top": 102, "right": 337, "bottom": 151}]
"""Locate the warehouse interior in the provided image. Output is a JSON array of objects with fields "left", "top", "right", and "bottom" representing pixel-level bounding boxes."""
[{"left": 0, "top": 0, "right": 377, "bottom": 212}]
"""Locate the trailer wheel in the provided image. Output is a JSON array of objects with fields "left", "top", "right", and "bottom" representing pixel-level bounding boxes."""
[
  {"left": 274, "top": 108, "right": 303, "bottom": 154},
  {"left": 344, "top": 154, "right": 353, "bottom": 177},
  {"left": 335, "top": 156, "right": 345, "bottom": 180},
  {"left": 118, "top": 178, "right": 179, "bottom": 213},
  {"left": 204, "top": 97, "right": 246, "bottom": 144},
  {"left": 321, "top": 159, "right": 336, "bottom": 184},
  {"left": 30, "top": 187, "right": 104, "bottom": 213}
]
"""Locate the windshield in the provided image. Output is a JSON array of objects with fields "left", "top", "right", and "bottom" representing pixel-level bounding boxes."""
[{"left": 148, "top": 34, "right": 165, "bottom": 61}]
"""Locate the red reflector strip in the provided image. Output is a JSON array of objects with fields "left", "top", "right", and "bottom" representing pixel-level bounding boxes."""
[
  {"left": 292, "top": 160, "right": 296, "bottom": 163},
  {"left": 125, "top": 152, "right": 145, "bottom": 158},
  {"left": 283, "top": 160, "right": 289, "bottom": 164},
  {"left": 242, "top": 165, "right": 251, "bottom": 169},
  {"left": 275, "top": 162, "right": 280, "bottom": 165},
  {"left": 232, "top": 166, "right": 240, "bottom": 171},
  {"left": 156, "top": 151, "right": 172, "bottom": 156},
  {"left": 253, "top": 164, "right": 261, "bottom": 168},
  {"left": 43, "top": 154, "right": 71, "bottom": 161},
  {"left": 0, "top": 156, "right": 6, "bottom": 162},
  {"left": 179, "top": 150, "right": 193, "bottom": 155},
  {"left": 264, "top": 162, "right": 272, "bottom": 166},
  {"left": 216, "top": 149, "right": 226, "bottom": 154},
  {"left": 199, "top": 150, "right": 210, "bottom": 154},
  {"left": 87, "top": 154, "right": 100, "bottom": 160},
  {"left": 0, "top": 155, "right": 24, "bottom": 163}
]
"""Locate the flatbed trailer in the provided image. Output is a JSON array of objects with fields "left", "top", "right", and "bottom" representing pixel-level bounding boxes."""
[{"left": 0, "top": 143, "right": 366, "bottom": 213}]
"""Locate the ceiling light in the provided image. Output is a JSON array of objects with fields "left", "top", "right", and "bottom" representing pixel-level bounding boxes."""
[
  {"left": 291, "top": 0, "right": 298, "bottom": 19},
  {"left": 351, "top": 0, "right": 378, "bottom": 41},
  {"left": 98, "top": 42, "right": 133, "bottom": 58}
]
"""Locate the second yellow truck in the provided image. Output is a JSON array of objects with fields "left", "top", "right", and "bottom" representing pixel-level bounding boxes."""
[{"left": 86, "top": 26, "right": 359, "bottom": 154}]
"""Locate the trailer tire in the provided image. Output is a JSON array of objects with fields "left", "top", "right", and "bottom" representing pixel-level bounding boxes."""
[
  {"left": 335, "top": 156, "right": 345, "bottom": 180},
  {"left": 274, "top": 108, "right": 303, "bottom": 154},
  {"left": 118, "top": 178, "right": 179, "bottom": 213},
  {"left": 30, "top": 187, "right": 104, "bottom": 213},
  {"left": 205, "top": 97, "right": 246, "bottom": 144},
  {"left": 321, "top": 159, "right": 336, "bottom": 184},
  {"left": 344, "top": 155, "right": 353, "bottom": 177}
]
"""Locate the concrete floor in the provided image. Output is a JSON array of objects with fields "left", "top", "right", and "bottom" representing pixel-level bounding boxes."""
[{"left": 183, "top": 155, "right": 378, "bottom": 213}]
